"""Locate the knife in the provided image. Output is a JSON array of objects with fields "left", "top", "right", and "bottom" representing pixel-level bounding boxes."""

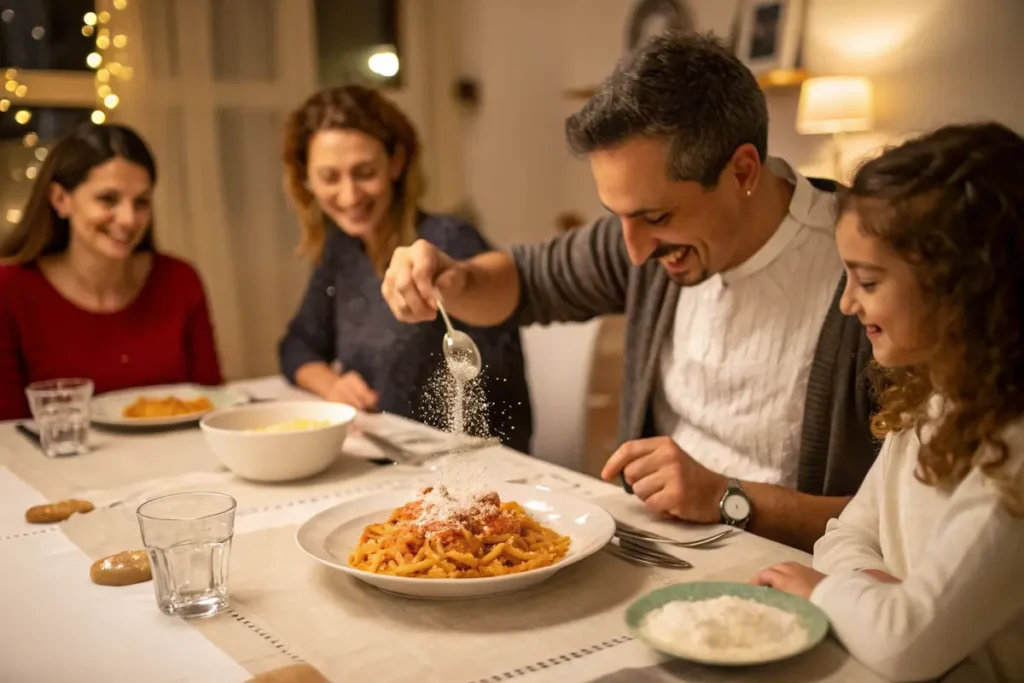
[{"left": 15, "top": 421, "right": 44, "bottom": 452}]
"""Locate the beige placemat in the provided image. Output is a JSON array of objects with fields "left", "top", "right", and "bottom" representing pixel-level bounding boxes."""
[{"left": 182, "top": 511, "right": 815, "bottom": 683}]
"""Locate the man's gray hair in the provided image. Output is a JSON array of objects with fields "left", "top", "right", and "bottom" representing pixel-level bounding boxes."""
[{"left": 565, "top": 32, "right": 768, "bottom": 188}]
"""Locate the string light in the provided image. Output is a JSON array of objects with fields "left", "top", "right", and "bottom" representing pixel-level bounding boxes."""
[
  {"left": 85, "top": 0, "right": 131, "bottom": 124},
  {"left": 3, "top": 67, "right": 27, "bottom": 103},
  {"left": 0, "top": 1, "right": 131, "bottom": 178}
]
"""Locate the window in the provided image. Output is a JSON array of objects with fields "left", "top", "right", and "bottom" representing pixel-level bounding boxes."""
[
  {"left": 0, "top": 0, "right": 96, "bottom": 71},
  {"left": 314, "top": 0, "right": 401, "bottom": 88}
]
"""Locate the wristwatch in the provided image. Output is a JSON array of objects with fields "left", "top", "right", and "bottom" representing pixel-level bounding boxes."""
[{"left": 719, "top": 478, "right": 752, "bottom": 529}]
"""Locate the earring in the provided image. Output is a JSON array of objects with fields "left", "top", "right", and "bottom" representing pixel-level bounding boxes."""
[{"left": 745, "top": 189, "right": 752, "bottom": 197}]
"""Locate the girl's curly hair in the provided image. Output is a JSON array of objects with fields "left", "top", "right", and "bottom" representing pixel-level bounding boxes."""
[
  {"left": 839, "top": 122, "right": 1024, "bottom": 512},
  {"left": 282, "top": 85, "right": 425, "bottom": 273}
]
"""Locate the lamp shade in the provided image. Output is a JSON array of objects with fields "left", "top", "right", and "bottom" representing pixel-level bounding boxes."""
[{"left": 796, "top": 77, "right": 874, "bottom": 135}]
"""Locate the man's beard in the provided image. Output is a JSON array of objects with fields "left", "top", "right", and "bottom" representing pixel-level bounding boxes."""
[{"left": 649, "top": 243, "right": 710, "bottom": 287}]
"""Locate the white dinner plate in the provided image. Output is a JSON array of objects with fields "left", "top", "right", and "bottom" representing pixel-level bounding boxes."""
[
  {"left": 296, "top": 482, "right": 615, "bottom": 600},
  {"left": 91, "top": 383, "right": 248, "bottom": 428}
]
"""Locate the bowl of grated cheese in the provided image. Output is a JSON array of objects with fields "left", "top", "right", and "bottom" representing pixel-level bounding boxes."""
[
  {"left": 200, "top": 401, "right": 357, "bottom": 482},
  {"left": 626, "top": 582, "right": 830, "bottom": 666}
]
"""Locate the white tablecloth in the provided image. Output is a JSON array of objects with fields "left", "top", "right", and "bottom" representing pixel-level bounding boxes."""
[{"left": 0, "top": 376, "right": 882, "bottom": 683}]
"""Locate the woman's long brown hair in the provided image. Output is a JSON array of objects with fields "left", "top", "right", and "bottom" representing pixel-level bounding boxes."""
[
  {"left": 0, "top": 122, "right": 157, "bottom": 264},
  {"left": 840, "top": 122, "right": 1024, "bottom": 513},
  {"left": 281, "top": 85, "right": 425, "bottom": 273}
]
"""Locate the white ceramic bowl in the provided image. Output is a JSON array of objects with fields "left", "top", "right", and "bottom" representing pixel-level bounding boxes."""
[
  {"left": 296, "top": 483, "right": 615, "bottom": 600},
  {"left": 200, "top": 400, "right": 357, "bottom": 482}
]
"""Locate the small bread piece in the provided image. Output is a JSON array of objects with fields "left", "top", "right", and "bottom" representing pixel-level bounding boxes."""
[
  {"left": 90, "top": 550, "right": 153, "bottom": 587},
  {"left": 24, "top": 499, "right": 95, "bottom": 524},
  {"left": 244, "top": 664, "right": 330, "bottom": 683}
]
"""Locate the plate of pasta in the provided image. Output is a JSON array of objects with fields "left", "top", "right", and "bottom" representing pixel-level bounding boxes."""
[
  {"left": 295, "top": 482, "right": 615, "bottom": 599},
  {"left": 91, "top": 383, "right": 247, "bottom": 428}
]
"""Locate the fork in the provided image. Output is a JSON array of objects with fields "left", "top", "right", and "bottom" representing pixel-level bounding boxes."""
[
  {"left": 614, "top": 519, "right": 735, "bottom": 548},
  {"left": 360, "top": 431, "right": 498, "bottom": 466},
  {"left": 605, "top": 535, "right": 692, "bottom": 570}
]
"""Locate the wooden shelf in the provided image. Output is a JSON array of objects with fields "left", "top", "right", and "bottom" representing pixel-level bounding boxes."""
[
  {"left": 564, "top": 68, "right": 810, "bottom": 100},
  {"left": 757, "top": 68, "right": 810, "bottom": 90},
  {"left": 564, "top": 86, "right": 599, "bottom": 100}
]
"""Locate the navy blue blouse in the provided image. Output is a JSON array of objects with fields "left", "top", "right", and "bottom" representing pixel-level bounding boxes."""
[{"left": 278, "top": 213, "right": 534, "bottom": 453}]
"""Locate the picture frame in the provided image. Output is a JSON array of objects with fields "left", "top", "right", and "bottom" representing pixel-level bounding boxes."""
[{"left": 734, "top": 0, "right": 806, "bottom": 76}]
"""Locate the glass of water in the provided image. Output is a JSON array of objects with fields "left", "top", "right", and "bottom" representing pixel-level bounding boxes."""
[
  {"left": 136, "top": 492, "right": 237, "bottom": 619},
  {"left": 25, "top": 378, "right": 94, "bottom": 458}
]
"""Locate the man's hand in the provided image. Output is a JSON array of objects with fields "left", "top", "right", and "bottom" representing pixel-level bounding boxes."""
[
  {"left": 751, "top": 562, "right": 827, "bottom": 599},
  {"left": 601, "top": 437, "right": 727, "bottom": 524},
  {"left": 325, "top": 370, "right": 379, "bottom": 412},
  {"left": 381, "top": 239, "right": 466, "bottom": 322}
]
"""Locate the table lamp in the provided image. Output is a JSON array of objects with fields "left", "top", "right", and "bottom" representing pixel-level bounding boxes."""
[{"left": 796, "top": 76, "right": 874, "bottom": 181}]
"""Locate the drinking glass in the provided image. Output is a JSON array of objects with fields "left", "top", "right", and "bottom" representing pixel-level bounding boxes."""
[
  {"left": 136, "top": 492, "right": 237, "bottom": 619},
  {"left": 25, "top": 378, "right": 94, "bottom": 458}
]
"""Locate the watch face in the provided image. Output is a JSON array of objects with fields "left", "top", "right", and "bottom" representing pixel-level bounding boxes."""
[{"left": 723, "top": 493, "right": 751, "bottom": 521}]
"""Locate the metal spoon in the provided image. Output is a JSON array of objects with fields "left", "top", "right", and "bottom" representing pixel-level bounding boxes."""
[{"left": 433, "top": 288, "right": 482, "bottom": 381}]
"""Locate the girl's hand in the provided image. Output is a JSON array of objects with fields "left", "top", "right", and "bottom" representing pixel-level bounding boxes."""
[
  {"left": 860, "top": 568, "right": 901, "bottom": 584},
  {"left": 751, "top": 561, "right": 827, "bottom": 599}
]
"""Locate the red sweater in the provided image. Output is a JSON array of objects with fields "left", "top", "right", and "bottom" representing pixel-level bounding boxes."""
[{"left": 0, "top": 253, "right": 224, "bottom": 420}]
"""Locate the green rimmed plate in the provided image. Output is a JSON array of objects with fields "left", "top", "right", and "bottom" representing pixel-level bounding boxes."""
[{"left": 626, "top": 581, "right": 830, "bottom": 666}]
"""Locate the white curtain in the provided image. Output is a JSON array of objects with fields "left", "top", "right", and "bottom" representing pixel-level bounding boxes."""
[{"left": 111, "top": 0, "right": 318, "bottom": 380}]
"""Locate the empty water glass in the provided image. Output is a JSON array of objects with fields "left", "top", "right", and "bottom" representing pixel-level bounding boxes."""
[
  {"left": 136, "top": 492, "right": 237, "bottom": 619},
  {"left": 25, "top": 378, "right": 94, "bottom": 458}
]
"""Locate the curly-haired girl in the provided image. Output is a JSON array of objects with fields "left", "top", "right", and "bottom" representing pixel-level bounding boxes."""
[{"left": 754, "top": 122, "right": 1024, "bottom": 682}]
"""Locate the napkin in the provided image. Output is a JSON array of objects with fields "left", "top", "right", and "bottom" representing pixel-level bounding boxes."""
[{"left": 0, "top": 518, "right": 252, "bottom": 682}]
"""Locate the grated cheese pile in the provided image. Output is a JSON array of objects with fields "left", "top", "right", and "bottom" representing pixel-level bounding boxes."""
[
  {"left": 409, "top": 485, "right": 503, "bottom": 537},
  {"left": 640, "top": 596, "right": 808, "bottom": 662}
]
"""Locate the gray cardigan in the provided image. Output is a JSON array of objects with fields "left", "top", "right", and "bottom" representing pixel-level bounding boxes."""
[{"left": 510, "top": 212, "right": 881, "bottom": 498}]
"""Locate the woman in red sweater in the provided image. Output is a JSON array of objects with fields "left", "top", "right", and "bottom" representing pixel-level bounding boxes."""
[{"left": 0, "top": 123, "right": 223, "bottom": 420}]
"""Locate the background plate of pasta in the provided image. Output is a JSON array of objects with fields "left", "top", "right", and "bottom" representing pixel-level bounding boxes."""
[
  {"left": 295, "top": 482, "right": 615, "bottom": 599},
  {"left": 92, "top": 383, "right": 248, "bottom": 428}
]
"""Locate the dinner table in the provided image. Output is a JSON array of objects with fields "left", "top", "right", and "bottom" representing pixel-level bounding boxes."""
[{"left": 0, "top": 375, "right": 884, "bottom": 683}]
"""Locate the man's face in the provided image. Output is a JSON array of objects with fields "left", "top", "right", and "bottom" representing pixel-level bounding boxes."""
[{"left": 589, "top": 137, "right": 753, "bottom": 286}]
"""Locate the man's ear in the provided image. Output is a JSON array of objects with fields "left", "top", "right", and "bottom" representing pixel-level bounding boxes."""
[{"left": 729, "top": 143, "right": 763, "bottom": 197}]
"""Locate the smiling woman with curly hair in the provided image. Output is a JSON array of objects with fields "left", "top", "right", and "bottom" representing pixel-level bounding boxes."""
[{"left": 754, "top": 122, "right": 1024, "bottom": 682}]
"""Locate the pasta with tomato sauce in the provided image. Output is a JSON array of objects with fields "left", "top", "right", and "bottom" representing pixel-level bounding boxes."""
[{"left": 347, "top": 486, "right": 571, "bottom": 578}]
